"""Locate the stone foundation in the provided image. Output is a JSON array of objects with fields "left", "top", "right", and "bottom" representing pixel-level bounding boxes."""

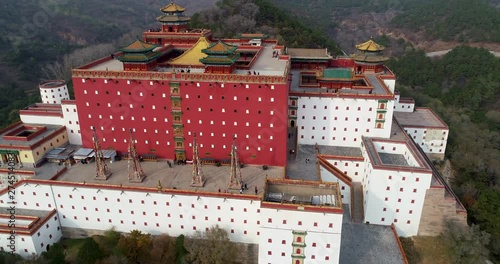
[{"left": 418, "top": 187, "right": 467, "bottom": 236}]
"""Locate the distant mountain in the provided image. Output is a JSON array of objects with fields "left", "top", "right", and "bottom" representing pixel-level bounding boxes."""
[
  {"left": 0, "top": 0, "right": 216, "bottom": 85},
  {"left": 269, "top": 0, "right": 500, "bottom": 54}
]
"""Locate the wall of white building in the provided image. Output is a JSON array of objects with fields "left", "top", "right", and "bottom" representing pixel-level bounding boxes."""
[
  {"left": 258, "top": 208, "right": 342, "bottom": 264},
  {"left": 0, "top": 212, "right": 62, "bottom": 258},
  {"left": 0, "top": 182, "right": 345, "bottom": 260},
  {"left": 325, "top": 158, "right": 364, "bottom": 182},
  {"left": 40, "top": 84, "right": 69, "bottom": 105},
  {"left": 319, "top": 164, "right": 351, "bottom": 205},
  {"left": 19, "top": 115, "right": 64, "bottom": 126},
  {"left": 372, "top": 141, "right": 420, "bottom": 167},
  {"left": 361, "top": 156, "right": 432, "bottom": 236},
  {"left": 393, "top": 94, "right": 415, "bottom": 113},
  {"left": 61, "top": 102, "right": 82, "bottom": 145},
  {"left": 404, "top": 127, "right": 448, "bottom": 156},
  {"left": 296, "top": 97, "right": 394, "bottom": 147},
  {"left": 382, "top": 79, "right": 395, "bottom": 93}
]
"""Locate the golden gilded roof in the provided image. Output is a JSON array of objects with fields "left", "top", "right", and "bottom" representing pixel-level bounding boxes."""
[
  {"left": 161, "top": 1, "right": 186, "bottom": 12},
  {"left": 169, "top": 37, "right": 211, "bottom": 66},
  {"left": 355, "top": 39, "right": 385, "bottom": 52}
]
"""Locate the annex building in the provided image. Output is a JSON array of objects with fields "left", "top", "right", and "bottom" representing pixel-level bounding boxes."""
[{"left": 0, "top": 2, "right": 466, "bottom": 263}]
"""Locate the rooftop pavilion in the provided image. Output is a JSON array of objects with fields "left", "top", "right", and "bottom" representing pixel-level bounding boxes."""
[
  {"left": 263, "top": 179, "right": 342, "bottom": 209},
  {"left": 52, "top": 160, "right": 284, "bottom": 195},
  {"left": 84, "top": 40, "right": 289, "bottom": 77},
  {"left": 394, "top": 107, "right": 448, "bottom": 129}
]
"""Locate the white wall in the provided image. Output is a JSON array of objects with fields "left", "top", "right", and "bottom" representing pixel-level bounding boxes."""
[
  {"left": 0, "top": 182, "right": 345, "bottom": 260},
  {"left": 296, "top": 97, "right": 394, "bottom": 147},
  {"left": 393, "top": 95, "right": 415, "bottom": 112},
  {"left": 40, "top": 85, "right": 69, "bottom": 105},
  {"left": 319, "top": 164, "right": 351, "bottom": 205},
  {"left": 362, "top": 159, "right": 432, "bottom": 236},
  {"left": 404, "top": 127, "right": 448, "bottom": 155},
  {"left": 382, "top": 79, "right": 395, "bottom": 93},
  {"left": 325, "top": 158, "right": 364, "bottom": 182},
  {"left": 372, "top": 141, "right": 420, "bottom": 167},
  {"left": 61, "top": 103, "right": 82, "bottom": 145},
  {"left": 259, "top": 208, "right": 342, "bottom": 264},
  {"left": 0, "top": 212, "right": 62, "bottom": 258},
  {"left": 19, "top": 115, "right": 64, "bottom": 126}
]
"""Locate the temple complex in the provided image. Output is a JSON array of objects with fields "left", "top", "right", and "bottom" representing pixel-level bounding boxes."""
[{"left": 0, "top": 2, "right": 466, "bottom": 263}]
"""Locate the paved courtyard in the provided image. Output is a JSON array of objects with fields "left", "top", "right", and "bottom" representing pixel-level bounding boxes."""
[{"left": 340, "top": 205, "right": 405, "bottom": 264}]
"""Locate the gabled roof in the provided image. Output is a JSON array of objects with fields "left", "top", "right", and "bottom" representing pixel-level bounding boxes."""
[
  {"left": 116, "top": 52, "right": 161, "bottom": 63},
  {"left": 356, "top": 39, "right": 385, "bottom": 52},
  {"left": 120, "top": 39, "right": 157, "bottom": 53},
  {"left": 202, "top": 40, "right": 237, "bottom": 55},
  {"left": 160, "top": 1, "right": 186, "bottom": 12},
  {"left": 169, "top": 37, "right": 211, "bottom": 66},
  {"left": 200, "top": 53, "right": 240, "bottom": 65}
]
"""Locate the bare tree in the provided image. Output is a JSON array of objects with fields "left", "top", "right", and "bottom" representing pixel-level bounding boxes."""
[
  {"left": 183, "top": 225, "right": 237, "bottom": 264},
  {"left": 150, "top": 234, "right": 176, "bottom": 264}
]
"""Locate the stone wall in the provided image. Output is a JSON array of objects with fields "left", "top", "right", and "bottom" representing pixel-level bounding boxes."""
[{"left": 417, "top": 187, "right": 467, "bottom": 236}]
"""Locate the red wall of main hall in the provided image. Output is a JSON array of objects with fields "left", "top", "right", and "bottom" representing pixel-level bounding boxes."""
[{"left": 72, "top": 77, "right": 289, "bottom": 166}]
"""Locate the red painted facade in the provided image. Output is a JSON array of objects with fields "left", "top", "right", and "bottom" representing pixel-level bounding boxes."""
[{"left": 73, "top": 77, "right": 289, "bottom": 166}]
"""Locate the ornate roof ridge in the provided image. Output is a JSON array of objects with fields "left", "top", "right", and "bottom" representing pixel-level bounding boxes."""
[
  {"left": 160, "top": 1, "right": 186, "bottom": 13},
  {"left": 355, "top": 39, "right": 385, "bottom": 52},
  {"left": 120, "top": 39, "right": 158, "bottom": 53}
]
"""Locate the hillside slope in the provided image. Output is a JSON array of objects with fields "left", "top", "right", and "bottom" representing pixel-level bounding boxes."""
[{"left": 269, "top": 0, "right": 500, "bottom": 54}]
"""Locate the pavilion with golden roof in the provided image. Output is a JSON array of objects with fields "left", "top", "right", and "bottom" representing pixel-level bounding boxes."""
[
  {"left": 143, "top": 1, "right": 212, "bottom": 46},
  {"left": 351, "top": 39, "right": 388, "bottom": 73}
]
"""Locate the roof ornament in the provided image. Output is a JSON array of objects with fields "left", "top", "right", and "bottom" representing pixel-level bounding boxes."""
[
  {"left": 128, "top": 128, "right": 146, "bottom": 183},
  {"left": 190, "top": 133, "right": 205, "bottom": 187},
  {"left": 92, "top": 126, "right": 112, "bottom": 180},
  {"left": 228, "top": 135, "right": 243, "bottom": 190}
]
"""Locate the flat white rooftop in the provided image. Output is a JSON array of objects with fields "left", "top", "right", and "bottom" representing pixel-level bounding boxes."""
[{"left": 394, "top": 107, "right": 447, "bottom": 129}]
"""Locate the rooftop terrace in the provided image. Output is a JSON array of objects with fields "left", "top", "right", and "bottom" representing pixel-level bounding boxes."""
[
  {"left": 394, "top": 107, "right": 448, "bottom": 129},
  {"left": 289, "top": 69, "right": 393, "bottom": 97},
  {"left": 264, "top": 179, "right": 341, "bottom": 208},
  {"left": 85, "top": 42, "right": 288, "bottom": 77},
  {"left": 54, "top": 160, "right": 283, "bottom": 195},
  {"left": 0, "top": 123, "right": 65, "bottom": 147}
]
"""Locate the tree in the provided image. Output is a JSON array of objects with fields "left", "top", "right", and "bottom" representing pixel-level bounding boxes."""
[
  {"left": 150, "top": 234, "right": 176, "bottom": 264},
  {"left": 96, "top": 255, "right": 129, "bottom": 264},
  {"left": 175, "top": 235, "right": 188, "bottom": 264},
  {"left": 0, "top": 251, "right": 23, "bottom": 264},
  {"left": 442, "top": 220, "right": 490, "bottom": 263},
  {"left": 117, "top": 230, "right": 152, "bottom": 264},
  {"left": 77, "top": 237, "right": 103, "bottom": 264},
  {"left": 183, "top": 225, "right": 237, "bottom": 264},
  {"left": 101, "top": 228, "right": 121, "bottom": 256},
  {"left": 40, "top": 243, "right": 65, "bottom": 264}
]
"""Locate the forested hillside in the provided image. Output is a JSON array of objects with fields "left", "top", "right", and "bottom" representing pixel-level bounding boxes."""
[
  {"left": 190, "top": 0, "right": 340, "bottom": 53},
  {"left": 270, "top": 0, "right": 500, "bottom": 53},
  {"left": 0, "top": 0, "right": 216, "bottom": 127},
  {"left": 387, "top": 47, "right": 500, "bottom": 260}
]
